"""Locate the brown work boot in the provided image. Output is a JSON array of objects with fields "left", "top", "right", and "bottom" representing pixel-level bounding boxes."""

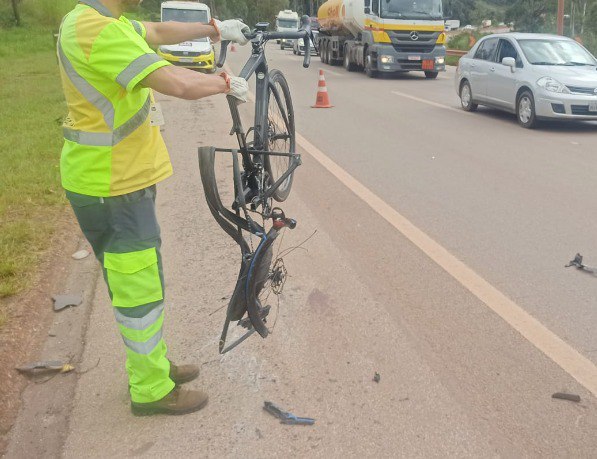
[
  {"left": 169, "top": 361, "right": 200, "bottom": 385},
  {"left": 131, "top": 387, "right": 208, "bottom": 416}
]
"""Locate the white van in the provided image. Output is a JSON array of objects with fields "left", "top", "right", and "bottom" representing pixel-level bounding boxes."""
[{"left": 276, "top": 9, "right": 299, "bottom": 49}]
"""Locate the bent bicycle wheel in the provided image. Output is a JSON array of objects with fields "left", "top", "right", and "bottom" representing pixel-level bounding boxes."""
[{"left": 264, "top": 69, "right": 296, "bottom": 203}]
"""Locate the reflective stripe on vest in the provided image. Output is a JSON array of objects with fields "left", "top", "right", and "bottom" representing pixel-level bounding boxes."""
[
  {"left": 79, "top": 0, "right": 115, "bottom": 18},
  {"left": 62, "top": 90, "right": 151, "bottom": 146},
  {"left": 131, "top": 20, "right": 144, "bottom": 36},
  {"left": 116, "top": 53, "right": 163, "bottom": 89},
  {"left": 57, "top": 43, "right": 115, "bottom": 129}
]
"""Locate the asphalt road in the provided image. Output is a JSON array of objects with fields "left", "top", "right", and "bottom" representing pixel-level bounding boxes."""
[
  {"left": 228, "top": 43, "right": 597, "bottom": 367},
  {"left": 7, "top": 43, "right": 597, "bottom": 457}
]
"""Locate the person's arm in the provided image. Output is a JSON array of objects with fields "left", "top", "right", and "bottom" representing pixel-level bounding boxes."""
[
  {"left": 143, "top": 21, "right": 219, "bottom": 46},
  {"left": 141, "top": 66, "right": 227, "bottom": 100}
]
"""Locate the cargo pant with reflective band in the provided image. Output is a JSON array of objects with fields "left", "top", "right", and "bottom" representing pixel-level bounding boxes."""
[{"left": 66, "top": 185, "right": 175, "bottom": 403}]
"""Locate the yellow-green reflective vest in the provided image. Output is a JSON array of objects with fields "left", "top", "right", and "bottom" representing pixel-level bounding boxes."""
[{"left": 58, "top": 0, "right": 172, "bottom": 197}]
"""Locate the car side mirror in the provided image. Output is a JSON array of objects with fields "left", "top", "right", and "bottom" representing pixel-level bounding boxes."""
[{"left": 502, "top": 57, "right": 516, "bottom": 72}]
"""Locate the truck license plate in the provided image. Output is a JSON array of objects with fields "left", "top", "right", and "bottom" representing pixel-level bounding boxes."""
[
  {"left": 408, "top": 55, "right": 421, "bottom": 61},
  {"left": 179, "top": 58, "right": 194, "bottom": 63},
  {"left": 589, "top": 101, "right": 597, "bottom": 112}
]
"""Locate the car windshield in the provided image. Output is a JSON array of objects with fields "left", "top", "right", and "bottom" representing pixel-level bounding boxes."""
[
  {"left": 518, "top": 39, "right": 597, "bottom": 66},
  {"left": 277, "top": 19, "right": 299, "bottom": 28},
  {"left": 162, "top": 8, "right": 208, "bottom": 23},
  {"left": 381, "top": 0, "right": 443, "bottom": 20}
]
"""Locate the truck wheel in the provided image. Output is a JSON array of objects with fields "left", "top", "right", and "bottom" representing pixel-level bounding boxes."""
[
  {"left": 425, "top": 71, "right": 439, "bottom": 79},
  {"left": 365, "top": 49, "right": 379, "bottom": 78},
  {"left": 323, "top": 43, "right": 330, "bottom": 64},
  {"left": 343, "top": 48, "right": 356, "bottom": 71}
]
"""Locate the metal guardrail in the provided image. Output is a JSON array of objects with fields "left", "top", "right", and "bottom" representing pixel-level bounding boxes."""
[{"left": 446, "top": 49, "right": 468, "bottom": 57}]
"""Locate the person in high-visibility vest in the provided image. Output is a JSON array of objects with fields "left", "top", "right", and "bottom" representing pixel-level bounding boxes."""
[{"left": 58, "top": 0, "right": 250, "bottom": 416}]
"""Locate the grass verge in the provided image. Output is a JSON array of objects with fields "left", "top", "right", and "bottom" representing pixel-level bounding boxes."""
[
  {"left": 0, "top": 26, "right": 67, "bottom": 306},
  {"left": 446, "top": 55, "right": 461, "bottom": 67}
]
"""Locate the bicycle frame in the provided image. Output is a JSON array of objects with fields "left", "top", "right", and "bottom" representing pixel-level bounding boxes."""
[{"left": 224, "top": 35, "right": 302, "bottom": 207}]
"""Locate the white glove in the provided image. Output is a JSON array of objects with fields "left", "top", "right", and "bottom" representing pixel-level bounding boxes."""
[
  {"left": 214, "top": 19, "right": 250, "bottom": 45},
  {"left": 228, "top": 76, "right": 249, "bottom": 104}
]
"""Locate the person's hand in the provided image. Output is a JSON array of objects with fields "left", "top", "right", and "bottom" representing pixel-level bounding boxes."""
[
  {"left": 228, "top": 76, "right": 249, "bottom": 103},
  {"left": 213, "top": 19, "right": 250, "bottom": 45}
]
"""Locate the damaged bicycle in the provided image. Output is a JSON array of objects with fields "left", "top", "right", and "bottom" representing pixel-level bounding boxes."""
[{"left": 198, "top": 17, "right": 312, "bottom": 353}]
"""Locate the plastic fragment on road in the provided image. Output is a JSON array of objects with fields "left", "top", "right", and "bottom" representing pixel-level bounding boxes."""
[
  {"left": 373, "top": 372, "right": 381, "bottom": 383},
  {"left": 52, "top": 294, "right": 82, "bottom": 312},
  {"left": 263, "top": 401, "right": 315, "bottom": 426},
  {"left": 16, "top": 361, "right": 75, "bottom": 375},
  {"left": 552, "top": 392, "right": 581, "bottom": 403},
  {"left": 71, "top": 249, "right": 90, "bottom": 260},
  {"left": 565, "top": 253, "right": 597, "bottom": 275}
]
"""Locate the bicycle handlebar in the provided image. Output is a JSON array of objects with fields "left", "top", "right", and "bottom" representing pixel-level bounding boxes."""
[{"left": 217, "top": 15, "right": 312, "bottom": 71}]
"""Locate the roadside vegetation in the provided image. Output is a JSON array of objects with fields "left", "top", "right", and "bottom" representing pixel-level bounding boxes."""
[{"left": 0, "top": 1, "right": 76, "bottom": 324}]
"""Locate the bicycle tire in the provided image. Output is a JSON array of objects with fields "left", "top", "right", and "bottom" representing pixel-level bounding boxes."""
[
  {"left": 245, "top": 228, "right": 279, "bottom": 338},
  {"left": 263, "top": 69, "right": 296, "bottom": 203}
]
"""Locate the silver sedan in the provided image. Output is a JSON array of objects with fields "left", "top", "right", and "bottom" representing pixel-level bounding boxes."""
[{"left": 455, "top": 33, "right": 597, "bottom": 128}]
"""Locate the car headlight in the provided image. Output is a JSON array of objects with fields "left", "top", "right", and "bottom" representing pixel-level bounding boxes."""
[
  {"left": 298, "top": 38, "right": 304, "bottom": 46},
  {"left": 537, "top": 77, "right": 571, "bottom": 94},
  {"left": 380, "top": 55, "right": 393, "bottom": 64}
]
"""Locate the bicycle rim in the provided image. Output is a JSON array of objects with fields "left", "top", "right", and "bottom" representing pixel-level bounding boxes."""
[{"left": 264, "top": 69, "right": 295, "bottom": 203}]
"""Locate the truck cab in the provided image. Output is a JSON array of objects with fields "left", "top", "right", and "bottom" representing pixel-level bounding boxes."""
[
  {"left": 157, "top": 1, "right": 216, "bottom": 73},
  {"left": 276, "top": 10, "right": 300, "bottom": 49},
  {"left": 318, "top": 0, "right": 447, "bottom": 78}
]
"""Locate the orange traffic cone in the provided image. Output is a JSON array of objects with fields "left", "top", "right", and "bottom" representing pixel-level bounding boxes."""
[
  {"left": 312, "top": 70, "right": 333, "bottom": 108},
  {"left": 230, "top": 43, "right": 237, "bottom": 52}
]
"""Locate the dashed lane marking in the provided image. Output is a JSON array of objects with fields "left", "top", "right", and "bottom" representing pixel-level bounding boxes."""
[{"left": 391, "top": 90, "right": 465, "bottom": 114}]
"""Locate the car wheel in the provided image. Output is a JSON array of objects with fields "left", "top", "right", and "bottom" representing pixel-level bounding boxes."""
[
  {"left": 293, "top": 47, "right": 297, "bottom": 55},
  {"left": 517, "top": 90, "right": 538, "bottom": 129},
  {"left": 425, "top": 71, "right": 439, "bottom": 79},
  {"left": 460, "top": 81, "right": 478, "bottom": 112}
]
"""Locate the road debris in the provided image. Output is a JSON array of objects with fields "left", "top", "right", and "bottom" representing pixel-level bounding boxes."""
[
  {"left": 71, "top": 249, "right": 91, "bottom": 260},
  {"left": 52, "top": 294, "right": 82, "bottom": 312},
  {"left": 552, "top": 392, "right": 581, "bottom": 403},
  {"left": 373, "top": 372, "right": 381, "bottom": 383},
  {"left": 263, "top": 401, "right": 315, "bottom": 426},
  {"left": 565, "top": 254, "right": 597, "bottom": 275},
  {"left": 16, "top": 360, "right": 75, "bottom": 376}
]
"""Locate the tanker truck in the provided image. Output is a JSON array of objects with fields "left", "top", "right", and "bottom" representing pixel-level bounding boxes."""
[{"left": 318, "top": 0, "right": 446, "bottom": 78}]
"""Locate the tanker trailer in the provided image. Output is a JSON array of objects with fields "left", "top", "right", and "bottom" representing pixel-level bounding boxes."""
[{"left": 318, "top": 0, "right": 446, "bottom": 78}]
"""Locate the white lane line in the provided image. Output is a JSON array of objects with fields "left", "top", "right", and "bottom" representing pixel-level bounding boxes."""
[
  {"left": 224, "top": 63, "right": 597, "bottom": 399},
  {"left": 391, "top": 90, "right": 465, "bottom": 114},
  {"left": 295, "top": 132, "right": 597, "bottom": 399}
]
